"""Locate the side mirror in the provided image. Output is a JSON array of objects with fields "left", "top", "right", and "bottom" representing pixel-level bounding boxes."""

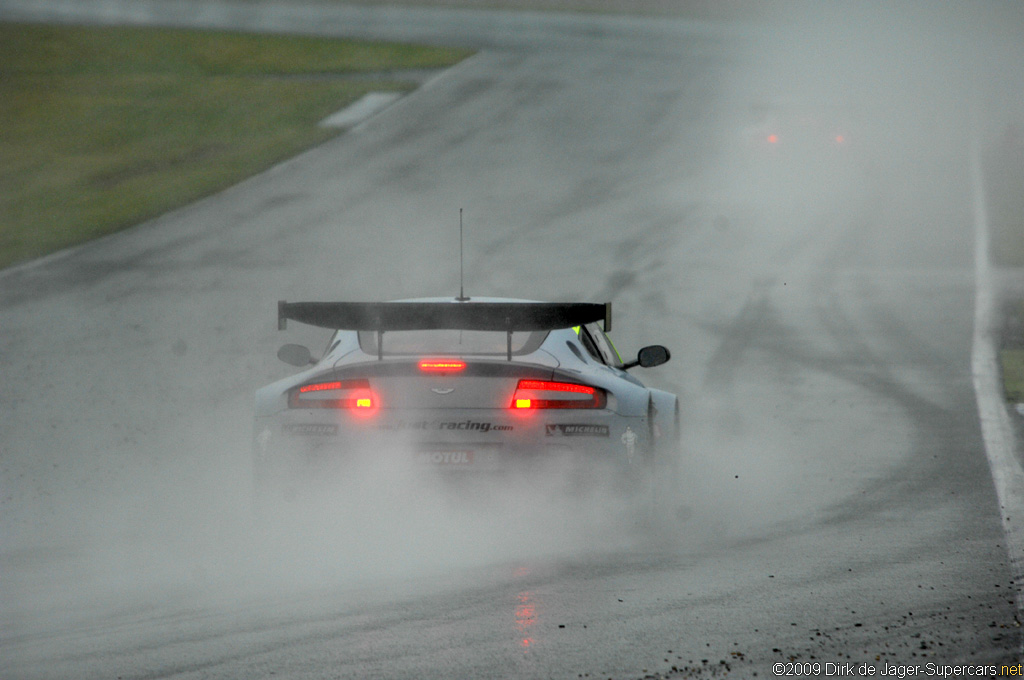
[
  {"left": 623, "top": 345, "right": 671, "bottom": 370},
  {"left": 277, "top": 343, "right": 314, "bottom": 367}
]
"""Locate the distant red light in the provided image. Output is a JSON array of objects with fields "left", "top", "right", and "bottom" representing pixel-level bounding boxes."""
[{"left": 767, "top": 133, "right": 779, "bottom": 144}]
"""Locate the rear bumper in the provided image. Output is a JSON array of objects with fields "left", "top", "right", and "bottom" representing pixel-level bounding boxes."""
[{"left": 252, "top": 409, "right": 652, "bottom": 495}]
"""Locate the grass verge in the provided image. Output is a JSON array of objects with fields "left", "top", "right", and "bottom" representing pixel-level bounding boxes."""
[
  {"left": 0, "top": 22, "right": 473, "bottom": 270},
  {"left": 237, "top": 0, "right": 773, "bottom": 20},
  {"left": 1002, "top": 349, "right": 1024, "bottom": 403},
  {"left": 1000, "top": 298, "right": 1024, "bottom": 402}
]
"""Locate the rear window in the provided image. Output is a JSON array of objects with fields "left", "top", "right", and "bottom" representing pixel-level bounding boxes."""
[{"left": 357, "top": 329, "right": 549, "bottom": 357}]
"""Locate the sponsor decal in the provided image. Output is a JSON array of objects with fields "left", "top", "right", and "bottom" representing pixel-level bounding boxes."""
[
  {"left": 378, "top": 419, "right": 513, "bottom": 433},
  {"left": 285, "top": 423, "right": 339, "bottom": 436},
  {"left": 437, "top": 419, "right": 510, "bottom": 433},
  {"left": 545, "top": 424, "right": 610, "bottom": 437},
  {"left": 415, "top": 450, "right": 474, "bottom": 465},
  {"left": 621, "top": 426, "right": 637, "bottom": 461}
]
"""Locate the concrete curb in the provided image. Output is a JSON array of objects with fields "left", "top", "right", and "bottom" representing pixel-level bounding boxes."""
[{"left": 319, "top": 91, "right": 402, "bottom": 128}]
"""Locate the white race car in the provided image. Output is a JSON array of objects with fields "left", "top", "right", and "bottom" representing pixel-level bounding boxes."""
[{"left": 253, "top": 297, "right": 679, "bottom": 502}]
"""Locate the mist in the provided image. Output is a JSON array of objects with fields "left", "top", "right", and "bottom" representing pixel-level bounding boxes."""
[
  {"left": 4, "top": 0, "right": 1024, "bottom": 675},
  {"left": 4, "top": 402, "right": 667, "bottom": 636}
]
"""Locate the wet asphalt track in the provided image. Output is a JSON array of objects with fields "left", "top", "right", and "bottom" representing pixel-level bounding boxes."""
[{"left": 3, "top": 2, "right": 1024, "bottom": 677}]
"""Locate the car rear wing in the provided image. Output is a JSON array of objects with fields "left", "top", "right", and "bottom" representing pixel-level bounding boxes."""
[{"left": 277, "top": 300, "right": 611, "bottom": 360}]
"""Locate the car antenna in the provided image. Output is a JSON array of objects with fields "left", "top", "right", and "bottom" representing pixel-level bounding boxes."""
[{"left": 456, "top": 208, "right": 470, "bottom": 301}]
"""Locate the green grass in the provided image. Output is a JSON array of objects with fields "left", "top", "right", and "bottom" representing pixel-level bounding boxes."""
[
  {"left": 1002, "top": 349, "right": 1024, "bottom": 402},
  {"left": 0, "top": 22, "right": 473, "bottom": 269},
  {"left": 237, "top": 0, "right": 769, "bottom": 20}
]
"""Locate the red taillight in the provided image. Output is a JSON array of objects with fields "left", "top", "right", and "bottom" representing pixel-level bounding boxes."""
[
  {"left": 289, "top": 379, "right": 378, "bottom": 413},
  {"left": 419, "top": 359, "right": 466, "bottom": 373},
  {"left": 510, "top": 379, "right": 606, "bottom": 410}
]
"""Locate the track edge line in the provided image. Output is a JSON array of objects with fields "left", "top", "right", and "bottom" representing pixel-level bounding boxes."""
[{"left": 970, "top": 113, "right": 1024, "bottom": 655}]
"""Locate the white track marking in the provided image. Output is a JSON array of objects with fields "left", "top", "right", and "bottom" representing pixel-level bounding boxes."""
[
  {"left": 971, "top": 121, "right": 1024, "bottom": 646},
  {"left": 319, "top": 92, "right": 402, "bottom": 128}
]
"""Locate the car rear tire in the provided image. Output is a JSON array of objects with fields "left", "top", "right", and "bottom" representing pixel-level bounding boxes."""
[{"left": 648, "top": 397, "right": 682, "bottom": 522}]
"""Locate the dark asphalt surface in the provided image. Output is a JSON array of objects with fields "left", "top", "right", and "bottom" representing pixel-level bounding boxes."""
[{"left": 2, "top": 2, "right": 1024, "bottom": 677}]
